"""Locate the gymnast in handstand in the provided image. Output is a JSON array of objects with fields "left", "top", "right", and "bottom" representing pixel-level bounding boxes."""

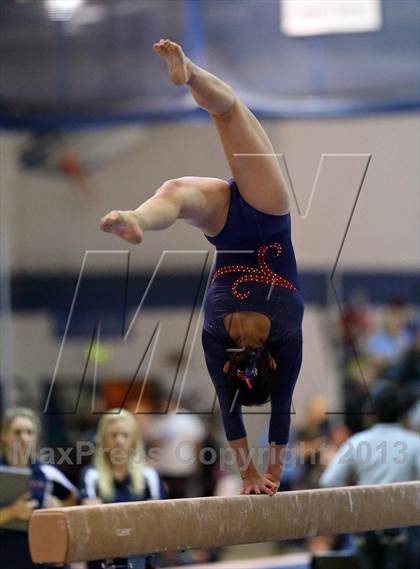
[{"left": 100, "top": 39, "right": 304, "bottom": 497}]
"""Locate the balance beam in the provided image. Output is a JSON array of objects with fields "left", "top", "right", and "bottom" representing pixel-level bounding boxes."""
[{"left": 29, "top": 482, "right": 420, "bottom": 564}]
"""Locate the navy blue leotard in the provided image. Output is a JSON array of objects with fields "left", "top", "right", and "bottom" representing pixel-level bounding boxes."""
[{"left": 202, "top": 178, "right": 304, "bottom": 445}]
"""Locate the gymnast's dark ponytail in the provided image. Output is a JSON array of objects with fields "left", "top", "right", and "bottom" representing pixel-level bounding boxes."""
[{"left": 226, "top": 346, "right": 274, "bottom": 407}]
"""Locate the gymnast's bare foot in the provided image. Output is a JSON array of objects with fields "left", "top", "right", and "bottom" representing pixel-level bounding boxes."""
[
  {"left": 153, "top": 39, "right": 191, "bottom": 85},
  {"left": 100, "top": 211, "right": 144, "bottom": 244}
]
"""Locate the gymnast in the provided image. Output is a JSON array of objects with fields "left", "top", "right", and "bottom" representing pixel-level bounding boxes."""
[{"left": 100, "top": 39, "right": 304, "bottom": 497}]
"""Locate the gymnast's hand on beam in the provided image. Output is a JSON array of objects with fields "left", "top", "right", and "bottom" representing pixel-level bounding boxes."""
[
  {"left": 262, "top": 472, "right": 280, "bottom": 493},
  {"left": 240, "top": 474, "right": 278, "bottom": 496}
]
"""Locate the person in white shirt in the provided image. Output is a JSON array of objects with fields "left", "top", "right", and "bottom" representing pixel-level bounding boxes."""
[
  {"left": 320, "top": 382, "right": 419, "bottom": 569},
  {"left": 147, "top": 396, "right": 207, "bottom": 499}
]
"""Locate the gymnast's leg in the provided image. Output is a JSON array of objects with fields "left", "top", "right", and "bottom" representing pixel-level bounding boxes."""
[
  {"left": 100, "top": 175, "right": 229, "bottom": 243},
  {"left": 153, "top": 39, "right": 290, "bottom": 215},
  {"left": 100, "top": 39, "right": 288, "bottom": 243},
  {"left": 100, "top": 41, "right": 236, "bottom": 244}
]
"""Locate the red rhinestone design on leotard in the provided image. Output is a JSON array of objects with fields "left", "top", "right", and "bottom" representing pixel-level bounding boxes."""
[{"left": 211, "top": 242, "right": 298, "bottom": 300}]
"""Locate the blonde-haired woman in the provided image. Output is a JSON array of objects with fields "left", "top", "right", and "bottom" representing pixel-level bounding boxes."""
[
  {"left": 79, "top": 409, "right": 165, "bottom": 569},
  {"left": 0, "top": 407, "right": 76, "bottom": 569}
]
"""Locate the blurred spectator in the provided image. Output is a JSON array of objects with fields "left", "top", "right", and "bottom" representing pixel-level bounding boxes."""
[
  {"left": 0, "top": 407, "right": 77, "bottom": 569},
  {"left": 214, "top": 472, "right": 242, "bottom": 496},
  {"left": 337, "top": 296, "right": 418, "bottom": 435},
  {"left": 296, "top": 396, "right": 330, "bottom": 488},
  {"left": 366, "top": 298, "right": 413, "bottom": 376},
  {"left": 342, "top": 355, "right": 378, "bottom": 434},
  {"left": 320, "top": 383, "right": 419, "bottom": 569},
  {"left": 145, "top": 391, "right": 207, "bottom": 499},
  {"left": 299, "top": 396, "right": 330, "bottom": 441},
  {"left": 125, "top": 380, "right": 167, "bottom": 451},
  {"left": 337, "top": 290, "right": 373, "bottom": 359},
  {"left": 275, "top": 429, "right": 306, "bottom": 492},
  {"left": 397, "top": 328, "right": 420, "bottom": 385},
  {"left": 79, "top": 408, "right": 165, "bottom": 569},
  {"left": 405, "top": 399, "right": 420, "bottom": 432},
  {"left": 197, "top": 415, "right": 224, "bottom": 497}
]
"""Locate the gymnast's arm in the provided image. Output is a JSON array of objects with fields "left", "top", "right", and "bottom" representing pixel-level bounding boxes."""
[
  {"left": 201, "top": 330, "right": 247, "bottom": 442},
  {"left": 263, "top": 332, "right": 304, "bottom": 487},
  {"left": 202, "top": 329, "right": 277, "bottom": 496}
]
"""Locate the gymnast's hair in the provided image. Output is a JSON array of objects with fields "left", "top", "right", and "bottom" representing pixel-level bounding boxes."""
[
  {"left": 226, "top": 346, "right": 274, "bottom": 407},
  {"left": 94, "top": 409, "right": 145, "bottom": 501}
]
